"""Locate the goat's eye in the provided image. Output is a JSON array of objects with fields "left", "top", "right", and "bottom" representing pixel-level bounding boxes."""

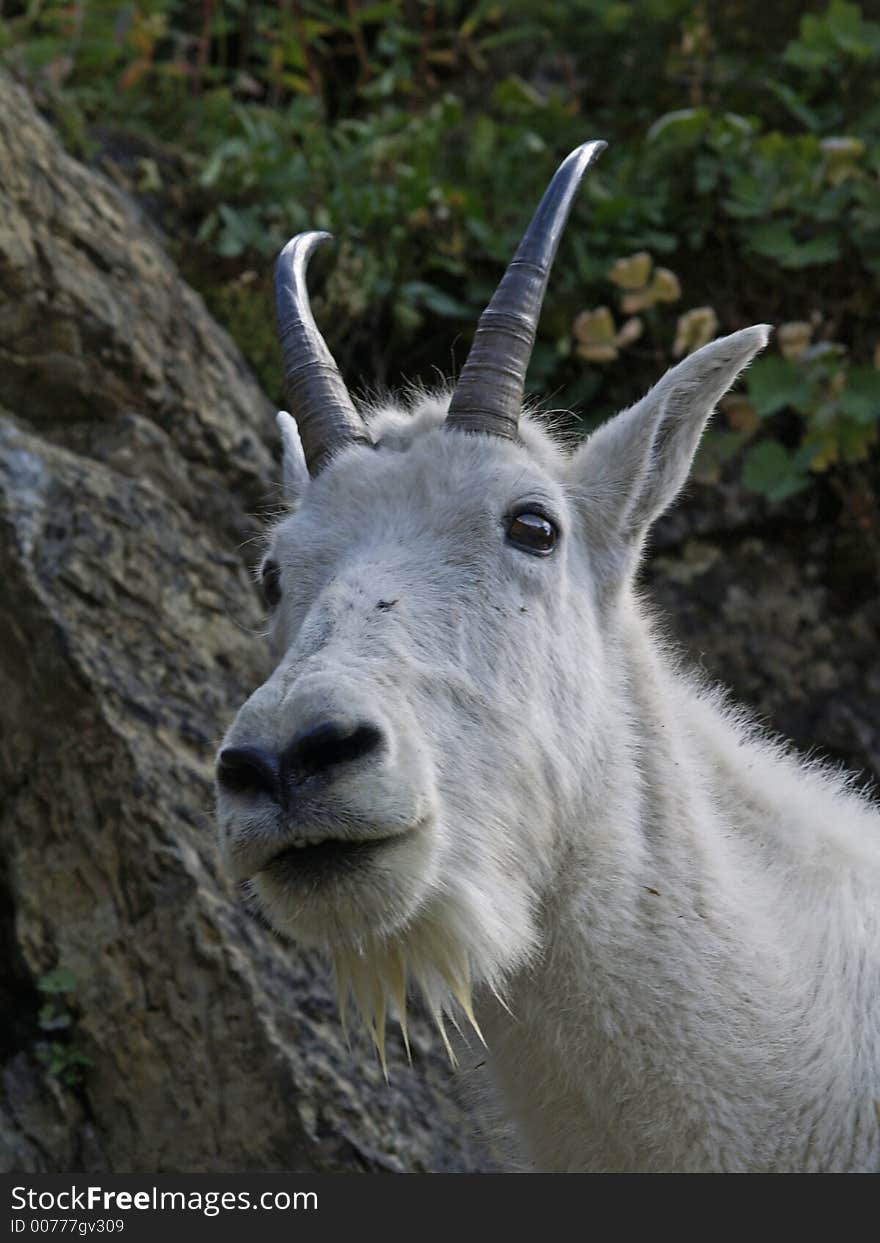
[
  {"left": 507, "top": 512, "right": 558, "bottom": 556},
  {"left": 261, "top": 559, "right": 282, "bottom": 608}
]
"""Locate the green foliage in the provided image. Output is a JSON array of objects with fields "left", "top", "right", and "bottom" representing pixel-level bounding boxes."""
[
  {"left": 784, "top": 1, "right": 880, "bottom": 73},
  {"left": 2, "top": 0, "right": 878, "bottom": 513},
  {"left": 37, "top": 967, "right": 78, "bottom": 995},
  {"left": 34, "top": 1042, "right": 93, "bottom": 1086},
  {"left": 741, "top": 440, "right": 812, "bottom": 503},
  {"left": 34, "top": 968, "right": 93, "bottom": 1087},
  {"left": 703, "top": 339, "right": 880, "bottom": 502}
]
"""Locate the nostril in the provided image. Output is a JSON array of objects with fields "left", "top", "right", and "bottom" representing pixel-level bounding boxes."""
[
  {"left": 216, "top": 746, "right": 281, "bottom": 801},
  {"left": 282, "top": 720, "right": 384, "bottom": 781}
]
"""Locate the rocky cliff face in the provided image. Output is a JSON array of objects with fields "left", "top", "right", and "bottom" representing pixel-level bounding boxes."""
[
  {"left": 646, "top": 484, "right": 879, "bottom": 792},
  {"left": 0, "top": 67, "right": 496, "bottom": 1174},
  {"left": 0, "top": 67, "right": 876, "bottom": 1175}
]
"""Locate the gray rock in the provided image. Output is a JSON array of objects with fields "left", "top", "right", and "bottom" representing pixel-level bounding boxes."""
[
  {"left": 647, "top": 490, "right": 879, "bottom": 790},
  {"left": 0, "top": 67, "right": 498, "bottom": 1174}
]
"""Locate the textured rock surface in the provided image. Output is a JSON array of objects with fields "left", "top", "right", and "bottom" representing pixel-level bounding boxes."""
[
  {"left": 0, "top": 67, "right": 495, "bottom": 1174},
  {"left": 647, "top": 484, "right": 879, "bottom": 790},
  {"left": 0, "top": 67, "right": 877, "bottom": 1176}
]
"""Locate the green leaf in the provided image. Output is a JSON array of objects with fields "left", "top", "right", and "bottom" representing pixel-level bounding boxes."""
[
  {"left": 835, "top": 416, "right": 878, "bottom": 460},
  {"left": 763, "top": 80, "right": 822, "bottom": 132},
  {"left": 784, "top": 0, "right": 880, "bottom": 68},
  {"left": 38, "top": 968, "right": 77, "bottom": 995},
  {"left": 490, "top": 75, "right": 547, "bottom": 116},
  {"left": 724, "top": 173, "right": 773, "bottom": 220},
  {"left": 837, "top": 367, "right": 880, "bottom": 423},
  {"left": 352, "top": 2, "right": 401, "bottom": 24},
  {"left": 467, "top": 115, "right": 496, "bottom": 173},
  {"left": 749, "top": 222, "right": 840, "bottom": 268},
  {"left": 745, "top": 357, "right": 813, "bottom": 417},
  {"left": 827, "top": 0, "right": 880, "bottom": 56},
  {"left": 742, "top": 441, "right": 809, "bottom": 501},
  {"left": 400, "top": 281, "right": 471, "bottom": 319},
  {"left": 646, "top": 107, "right": 710, "bottom": 147},
  {"left": 38, "top": 1004, "right": 72, "bottom": 1032}
]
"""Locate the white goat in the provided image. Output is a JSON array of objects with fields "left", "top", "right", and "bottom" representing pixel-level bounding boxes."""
[{"left": 215, "top": 142, "right": 880, "bottom": 1172}]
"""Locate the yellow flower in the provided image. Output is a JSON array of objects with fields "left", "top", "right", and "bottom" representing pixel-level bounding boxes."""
[
  {"left": 573, "top": 307, "right": 618, "bottom": 362},
  {"left": 673, "top": 307, "right": 719, "bottom": 357},
  {"left": 608, "top": 252, "right": 652, "bottom": 291},
  {"left": 777, "top": 322, "right": 813, "bottom": 361},
  {"left": 572, "top": 309, "right": 644, "bottom": 363}
]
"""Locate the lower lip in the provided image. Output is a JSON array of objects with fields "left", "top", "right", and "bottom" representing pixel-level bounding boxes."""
[{"left": 262, "top": 835, "right": 394, "bottom": 883}]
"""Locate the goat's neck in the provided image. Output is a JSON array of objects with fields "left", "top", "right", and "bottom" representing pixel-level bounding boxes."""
[{"left": 476, "top": 597, "right": 819, "bottom": 1171}]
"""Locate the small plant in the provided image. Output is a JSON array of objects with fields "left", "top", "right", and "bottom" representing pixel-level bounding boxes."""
[
  {"left": 735, "top": 330, "right": 880, "bottom": 501},
  {"left": 34, "top": 968, "right": 93, "bottom": 1087}
]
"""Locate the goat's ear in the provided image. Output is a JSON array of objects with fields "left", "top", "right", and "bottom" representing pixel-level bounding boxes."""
[
  {"left": 277, "top": 411, "right": 309, "bottom": 503},
  {"left": 571, "top": 326, "right": 770, "bottom": 554}
]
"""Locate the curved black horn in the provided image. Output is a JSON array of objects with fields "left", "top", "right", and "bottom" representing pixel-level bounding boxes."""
[
  {"left": 446, "top": 140, "right": 606, "bottom": 440},
  {"left": 275, "top": 231, "right": 373, "bottom": 474}
]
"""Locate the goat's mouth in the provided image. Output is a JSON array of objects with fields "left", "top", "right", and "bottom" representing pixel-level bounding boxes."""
[
  {"left": 260, "top": 834, "right": 398, "bottom": 884},
  {"left": 242, "top": 816, "right": 436, "bottom": 942}
]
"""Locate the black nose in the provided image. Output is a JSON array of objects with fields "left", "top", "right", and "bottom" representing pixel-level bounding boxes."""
[
  {"left": 217, "top": 722, "right": 384, "bottom": 803},
  {"left": 282, "top": 720, "right": 384, "bottom": 781},
  {"left": 216, "top": 746, "right": 281, "bottom": 801}
]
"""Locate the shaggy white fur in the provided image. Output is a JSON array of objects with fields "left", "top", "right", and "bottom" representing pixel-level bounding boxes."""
[{"left": 216, "top": 327, "right": 880, "bottom": 1172}]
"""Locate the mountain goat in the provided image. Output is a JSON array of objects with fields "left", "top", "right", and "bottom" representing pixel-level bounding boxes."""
[{"left": 214, "top": 141, "right": 880, "bottom": 1172}]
